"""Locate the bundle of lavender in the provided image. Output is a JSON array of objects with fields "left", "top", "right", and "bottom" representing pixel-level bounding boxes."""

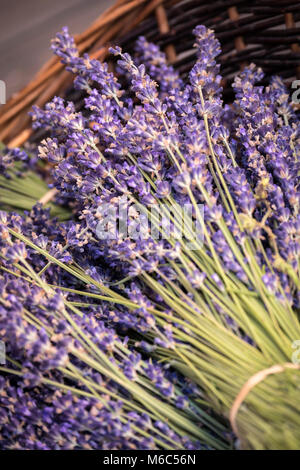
[
  {"left": 0, "top": 207, "right": 227, "bottom": 450},
  {"left": 0, "top": 25, "right": 300, "bottom": 450},
  {"left": 0, "top": 146, "right": 70, "bottom": 220}
]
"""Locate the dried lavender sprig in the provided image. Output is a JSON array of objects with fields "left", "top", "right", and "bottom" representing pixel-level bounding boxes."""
[{"left": 2, "top": 23, "right": 300, "bottom": 451}]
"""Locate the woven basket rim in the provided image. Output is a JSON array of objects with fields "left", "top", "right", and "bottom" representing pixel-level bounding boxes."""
[{"left": 1, "top": 0, "right": 299, "bottom": 147}]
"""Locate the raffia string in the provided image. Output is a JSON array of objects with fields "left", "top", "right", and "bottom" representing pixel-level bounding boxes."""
[{"left": 230, "top": 362, "right": 300, "bottom": 437}]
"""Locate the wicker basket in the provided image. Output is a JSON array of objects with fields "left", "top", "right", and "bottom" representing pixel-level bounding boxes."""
[{"left": 0, "top": 0, "right": 299, "bottom": 148}]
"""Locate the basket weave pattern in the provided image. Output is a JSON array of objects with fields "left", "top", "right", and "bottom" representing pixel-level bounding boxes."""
[{"left": 0, "top": 0, "right": 299, "bottom": 147}]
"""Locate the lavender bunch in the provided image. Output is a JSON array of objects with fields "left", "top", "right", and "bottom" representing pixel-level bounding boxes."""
[
  {"left": 0, "top": 207, "right": 227, "bottom": 450},
  {"left": 1, "top": 24, "right": 300, "bottom": 450},
  {"left": 0, "top": 148, "right": 70, "bottom": 220}
]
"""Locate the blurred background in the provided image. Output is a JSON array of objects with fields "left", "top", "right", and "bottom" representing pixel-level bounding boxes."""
[{"left": 0, "top": 0, "right": 113, "bottom": 99}]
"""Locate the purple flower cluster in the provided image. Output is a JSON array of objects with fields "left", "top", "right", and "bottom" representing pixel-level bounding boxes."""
[
  {"left": 0, "top": 207, "right": 218, "bottom": 449},
  {"left": 1, "top": 23, "right": 300, "bottom": 449},
  {"left": 43, "top": 26, "right": 300, "bottom": 304},
  {"left": 0, "top": 147, "right": 30, "bottom": 177}
]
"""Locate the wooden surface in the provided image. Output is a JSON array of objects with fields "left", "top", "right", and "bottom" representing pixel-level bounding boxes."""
[{"left": 0, "top": 0, "right": 113, "bottom": 100}]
